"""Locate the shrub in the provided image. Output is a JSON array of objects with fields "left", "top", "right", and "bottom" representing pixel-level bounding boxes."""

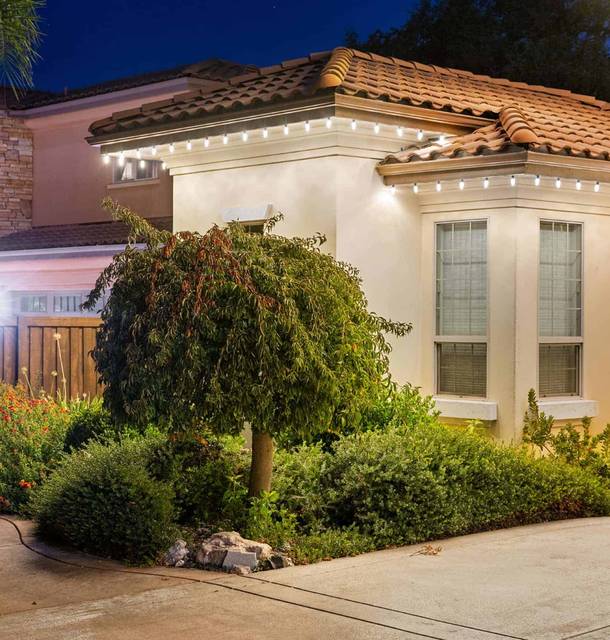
[
  {"left": 244, "top": 490, "right": 296, "bottom": 549},
  {"left": 291, "top": 528, "right": 377, "bottom": 565},
  {"left": 523, "top": 389, "right": 610, "bottom": 481},
  {"left": 274, "top": 422, "right": 610, "bottom": 549},
  {"left": 63, "top": 399, "right": 114, "bottom": 451},
  {"left": 0, "top": 384, "right": 70, "bottom": 513},
  {"left": 31, "top": 434, "right": 175, "bottom": 565}
]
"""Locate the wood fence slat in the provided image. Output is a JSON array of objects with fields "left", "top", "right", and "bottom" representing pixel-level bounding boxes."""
[
  {"left": 83, "top": 327, "right": 98, "bottom": 399},
  {"left": 4, "top": 326, "right": 17, "bottom": 384},
  {"left": 70, "top": 327, "right": 83, "bottom": 399},
  {"left": 29, "top": 327, "right": 43, "bottom": 394},
  {"left": 42, "top": 327, "right": 57, "bottom": 397}
]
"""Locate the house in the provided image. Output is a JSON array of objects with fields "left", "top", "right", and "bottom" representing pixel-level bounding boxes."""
[{"left": 5, "top": 47, "right": 610, "bottom": 440}]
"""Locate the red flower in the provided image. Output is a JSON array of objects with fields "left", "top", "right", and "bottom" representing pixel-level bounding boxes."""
[{"left": 18, "top": 480, "right": 32, "bottom": 489}]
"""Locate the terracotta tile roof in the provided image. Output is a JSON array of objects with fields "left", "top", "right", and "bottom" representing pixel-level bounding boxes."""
[
  {"left": 88, "top": 47, "right": 610, "bottom": 164},
  {"left": 0, "top": 217, "right": 172, "bottom": 252},
  {"left": 12, "top": 59, "right": 256, "bottom": 110}
]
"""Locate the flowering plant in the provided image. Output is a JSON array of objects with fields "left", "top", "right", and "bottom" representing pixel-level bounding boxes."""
[{"left": 0, "top": 383, "right": 71, "bottom": 513}]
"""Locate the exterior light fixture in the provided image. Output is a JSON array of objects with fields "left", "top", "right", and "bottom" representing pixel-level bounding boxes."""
[
  {"left": 594, "top": 181, "right": 601, "bottom": 192},
  {"left": 204, "top": 137, "right": 210, "bottom": 148},
  {"left": 459, "top": 179, "right": 465, "bottom": 190},
  {"left": 534, "top": 175, "right": 541, "bottom": 186},
  {"left": 169, "top": 143, "right": 175, "bottom": 153},
  {"left": 374, "top": 123, "right": 380, "bottom": 134},
  {"left": 162, "top": 161, "right": 167, "bottom": 170},
  {"left": 186, "top": 140, "right": 192, "bottom": 151},
  {"left": 417, "top": 129, "right": 424, "bottom": 141},
  {"left": 151, "top": 146, "right": 157, "bottom": 156},
  {"left": 351, "top": 119, "right": 357, "bottom": 130},
  {"left": 304, "top": 121, "right": 310, "bottom": 132},
  {"left": 510, "top": 175, "right": 516, "bottom": 187},
  {"left": 139, "top": 159, "right": 145, "bottom": 169},
  {"left": 483, "top": 177, "right": 489, "bottom": 189},
  {"left": 397, "top": 126, "right": 403, "bottom": 137},
  {"left": 413, "top": 183, "right": 419, "bottom": 194},
  {"left": 283, "top": 124, "right": 289, "bottom": 136},
  {"left": 576, "top": 179, "right": 582, "bottom": 190},
  {"left": 436, "top": 180, "right": 442, "bottom": 192},
  {"left": 326, "top": 117, "right": 332, "bottom": 129},
  {"left": 223, "top": 134, "right": 229, "bottom": 145},
  {"left": 241, "top": 131, "right": 248, "bottom": 142},
  {"left": 136, "top": 148, "right": 142, "bottom": 159},
  {"left": 118, "top": 152, "right": 125, "bottom": 167},
  {"left": 102, "top": 154, "right": 110, "bottom": 165},
  {"left": 390, "top": 184, "right": 396, "bottom": 195},
  {"left": 555, "top": 177, "right": 561, "bottom": 189},
  {"left": 262, "top": 127, "right": 269, "bottom": 138}
]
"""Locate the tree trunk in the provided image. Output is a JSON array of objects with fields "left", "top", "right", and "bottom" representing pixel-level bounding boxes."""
[{"left": 249, "top": 430, "right": 274, "bottom": 497}]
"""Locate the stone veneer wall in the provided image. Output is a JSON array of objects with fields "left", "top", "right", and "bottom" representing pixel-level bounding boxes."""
[{"left": 0, "top": 114, "right": 33, "bottom": 235}]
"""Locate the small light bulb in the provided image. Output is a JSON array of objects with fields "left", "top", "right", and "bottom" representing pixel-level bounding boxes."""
[
  {"left": 510, "top": 175, "right": 516, "bottom": 187},
  {"left": 241, "top": 131, "right": 248, "bottom": 142},
  {"left": 136, "top": 148, "right": 142, "bottom": 159},
  {"left": 436, "top": 180, "right": 442, "bottom": 192},
  {"left": 534, "top": 175, "right": 541, "bottom": 186},
  {"left": 139, "top": 159, "right": 145, "bottom": 169},
  {"left": 118, "top": 152, "right": 125, "bottom": 167},
  {"left": 413, "top": 183, "right": 419, "bottom": 194},
  {"left": 304, "top": 121, "right": 310, "bottom": 132},
  {"left": 397, "top": 126, "right": 403, "bottom": 137},
  {"left": 351, "top": 119, "right": 357, "bottom": 130},
  {"left": 102, "top": 154, "right": 110, "bottom": 165},
  {"left": 204, "top": 137, "right": 210, "bottom": 148},
  {"left": 390, "top": 184, "right": 396, "bottom": 195},
  {"left": 169, "top": 143, "right": 175, "bottom": 153},
  {"left": 223, "top": 134, "right": 228, "bottom": 145},
  {"left": 576, "top": 179, "right": 582, "bottom": 190},
  {"left": 483, "top": 177, "right": 489, "bottom": 189},
  {"left": 373, "top": 123, "right": 380, "bottom": 134},
  {"left": 186, "top": 140, "right": 192, "bottom": 151},
  {"left": 438, "top": 134, "right": 446, "bottom": 145},
  {"left": 161, "top": 161, "right": 167, "bottom": 170},
  {"left": 151, "top": 146, "right": 157, "bottom": 156},
  {"left": 262, "top": 127, "right": 269, "bottom": 138},
  {"left": 417, "top": 129, "right": 424, "bottom": 141},
  {"left": 555, "top": 177, "right": 561, "bottom": 189},
  {"left": 459, "top": 179, "right": 465, "bottom": 190},
  {"left": 594, "top": 181, "right": 601, "bottom": 192},
  {"left": 283, "top": 124, "right": 289, "bottom": 136},
  {"left": 326, "top": 117, "right": 332, "bottom": 129}
]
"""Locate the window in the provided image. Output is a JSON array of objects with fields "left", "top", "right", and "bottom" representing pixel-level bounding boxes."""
[
  {"left": 20, "top": 295, "right": 47, "bottom": 313},
  {"left": 539, "top": 221, "right": 582, "bottom": 396},
  {"left": 113, "top": 158, "right": 160, "bottom": 183},
  {"left": 12, "top": 291, "right": 106, "bottom": 316},
  {"left": 241, "top": 222, "right": 264, "bottom": 234},
  {"left": 435, "top": 221, "right": 487, "bottom": 397}
]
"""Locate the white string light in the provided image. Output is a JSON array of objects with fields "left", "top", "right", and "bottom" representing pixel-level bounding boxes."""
[
  {"left": 283, "top": 124, "right": 289, "bottom": 136},
  {"left": 459, "top": 179, "right": 465, "bottom": 190},
  {"left": 169, "top": 143, "right": 175, "bottom": 153},
  {"left": 151, "top": 146, "right": 157, "bottom": 156},
  {"left": 436, "top": 180, "right": 442, "bottom": 192},
  {"left": 483, "top": 177, "right": 489, "bottom": 189},
  {"left": 555, "top": 177, "right": 561, "bottom": 189},
  {"left": 204, "top": 137, "right": 210, "bottom": 148},
  {"left": 304, "top": 121, "right": 310, "bottom": 132},
  {"left": 396, "top": 126, "right": 403, "bottom": 137},
  {"left": 413, "top": 183, "right": 419, "bottom": 194},
  {"left": 241, "top": 131, "right": 248, "bottom": 142},
  {"left": 161, "top": 161, "right": 167, "bottom": 170},
  {"left": 186, "top": 140, "right": 192, "bottom": 151},
  {"left": 534, "top": 175, "right": 541, "bottom": 186},
  {"left": 102, "top": 154, "right": 110, "bottom": 165},
  {"left": 118, "top": 152, "right": 125, "bottom": 167},
  {"left": 374, "top": 123, "right": 380, "bottom": 134},
  {"left": 326, "top": 117, "right": 332, "bottom": 129},
  {"left": 576, "top": 179, "right": 582, "bottom": 190},
  {"left": 438, "top": 134, "right": 446, "bottom": 145},
  {"left": 510, "top": 175, "right": 516, "bottom": 187},
  {"left": 136, "top": 148, "right": 142, "bottom": 159},
  {"left": 139, "top": 159, "right": 145, "bottom": 169},
  {"left": 390, "top": 184, "right": 396, "bottom": 195},
  {"left": 351, "top": 119, "right": 357, "bottom": 130},
  {"left": 262, "top": 127, "right": 269, "bottom": 139},
  {"left": 223, "top": 134, "right": 229, "bottom": 145},
  {"left": 417, "top": 129, "right": 424, "bottom": 141},
  {"left": 594, "top": 181, "right": 601, "bottom": 192}
]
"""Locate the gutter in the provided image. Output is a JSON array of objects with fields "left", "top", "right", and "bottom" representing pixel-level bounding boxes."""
[{"left": 0, "top": 243, "right": 145, "bottom": 260}]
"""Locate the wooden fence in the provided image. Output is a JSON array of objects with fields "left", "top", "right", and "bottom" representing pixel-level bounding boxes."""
[{"left": 0, "top": 316, "right": 102, "bottom": 399}]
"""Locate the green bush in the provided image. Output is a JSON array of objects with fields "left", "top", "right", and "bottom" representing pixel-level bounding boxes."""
[
  {"left": 31, "top": 434, "right": 175, "bottom": 565},
  {"left": 0, "top": 384, "right": 71, "bottom": 513},
  {"left": 63, "top": 399, "right": 114, "bottom": 451},
  {"left": 274, "top": 422, "right": 610, "bottom": 548},
  {"left": 291, "top": 528, "right": 377, "bottom": 565}
]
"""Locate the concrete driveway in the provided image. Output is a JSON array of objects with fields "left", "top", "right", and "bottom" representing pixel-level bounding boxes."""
[{"left": 1, "top": 517, "right": 609, "bottom": 640}]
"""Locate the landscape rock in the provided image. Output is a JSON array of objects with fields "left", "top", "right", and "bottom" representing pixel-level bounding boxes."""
[
  {"left": 163, "top": 539, "right": 189, "bottom": 567},
  {"left": 195, "top": 543, "right": 228, "bottom": 568},
  {"left": 230, "top": 564, "right": 252, "bottom": 576},
  {"left": 266, "top": 553, "right": 294, "bottom": 570},
  {"left": 194, "top": 531, "right": 273, "bottom": 571},
  {"left": 223, "top": 550, "right": 258, "bottom": 571}
]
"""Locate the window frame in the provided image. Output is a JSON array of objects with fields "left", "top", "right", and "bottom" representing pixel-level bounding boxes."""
[
  {"left": 112, "top": 157, "right": 161, "bottom": 184},
  {"left": 537, "top": 219, "right": 584, "bottom": 398},
  {"left": 433, "top": 219, "right": 489, "bottom": 399},
  {"left": 10, "top": 291, "right": 105, "bottom": 317}
]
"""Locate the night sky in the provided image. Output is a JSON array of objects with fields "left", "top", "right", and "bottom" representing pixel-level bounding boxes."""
[{"left": 32, "top": 1, "right": 417, "bottom": 93}]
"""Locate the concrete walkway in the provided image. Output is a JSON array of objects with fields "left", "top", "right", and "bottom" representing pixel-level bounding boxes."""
[{"left": 1, "top": 517, "right": 609, "bottom": 640}]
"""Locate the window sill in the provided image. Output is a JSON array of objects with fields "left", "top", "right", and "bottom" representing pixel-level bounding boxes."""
[
  {"left": 538, "top": 398, "right": 598, "bottom": 420},
  {"left": 107, "top": 179, "right": 160, "bottom": 190},
  {"left": 433, "top": 397, "right": 497, "bottom": 421}
]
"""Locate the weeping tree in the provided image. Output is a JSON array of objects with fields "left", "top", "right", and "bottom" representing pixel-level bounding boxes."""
[{"left": 85, "top": 199, "right": 411, "bottom": 496}]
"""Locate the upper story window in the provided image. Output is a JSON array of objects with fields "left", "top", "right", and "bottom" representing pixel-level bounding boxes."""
[
  {"left": 13, "top": 291, "right": 106, "bottom": 316},
  {"left": 113, "top": 158, "right": 160, "bottom": 183},
  {"left": 435, "top": 221, "right": 487, "bottom": 397},
  {"left": 539, "top": 221, "right": 582, "bottom": 396}
]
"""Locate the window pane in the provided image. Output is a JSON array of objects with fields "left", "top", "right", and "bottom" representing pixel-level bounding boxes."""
[
  {"left": 20, "top": 295, "right": 47, "bottom": 313},
  {"left": 53, "top": 295, "right": 82, "bottom": 313},
  {"left": 437, "top": 342, "right": 487, "bottom": 397},
  {"left": 113, "top": 158, "right": 159, "bottom": 183},
  {"left": 539, "top": 222, "right": 582, "bottom": 337},
  {"left": 539, "top": 344, "right": 580, "bottom": 396},
  {"left": 436, "top": 221, "right": 487, "bottom": 336}
]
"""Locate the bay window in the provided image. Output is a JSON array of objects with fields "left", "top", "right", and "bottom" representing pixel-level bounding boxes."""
[
  {"left": 435, "top": 221, "right": 487, "bottom": 397},
  {"left": 539, "top": 221, "right": 582, "bottom": 396}
]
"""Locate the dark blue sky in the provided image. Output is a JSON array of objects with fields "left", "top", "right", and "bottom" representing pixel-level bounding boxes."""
[{"left": 33, "top": 1, "right": 417, "bottom": 92}]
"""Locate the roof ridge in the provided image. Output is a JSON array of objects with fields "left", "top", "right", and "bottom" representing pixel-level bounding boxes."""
[
  {"left": 316, "top": 47, "right": 354, "bottom": 89},
  {"left": 344, "top": 48, "right": 610, "bottom": 110},
  {"left": 498, "top": 106, "right": 539, "bottom": 144}
]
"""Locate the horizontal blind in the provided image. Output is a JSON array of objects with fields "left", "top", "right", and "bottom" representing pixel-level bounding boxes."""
[
  {"left": 436, "top": 221, "right": 487, "bottom": 336},
  {"left": 437, "top": 342, "right": 487, "bottom": 397},
  {"left": 539, "top": 344, "right": 580, "bottom": 397}
]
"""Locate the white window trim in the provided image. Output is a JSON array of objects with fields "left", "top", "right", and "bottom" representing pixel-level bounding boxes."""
[
  {"left": 538, "top": 399, "right": 598, "bottom": 420},
  {"left": 433, "top": 397, "right": 498, "bottom": 421}
]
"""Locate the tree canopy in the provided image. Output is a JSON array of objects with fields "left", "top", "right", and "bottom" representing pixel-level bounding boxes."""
[
  {"left": 86, "top": 199, "right": 411, "bottom": 494},
  {"left": 347, "top": 0, "right": 610, "bottom": 101}
]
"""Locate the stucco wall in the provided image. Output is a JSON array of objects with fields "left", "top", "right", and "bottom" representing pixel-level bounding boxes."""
[{"left": 0, "top": 115, "right": 33, "bottom": 235}]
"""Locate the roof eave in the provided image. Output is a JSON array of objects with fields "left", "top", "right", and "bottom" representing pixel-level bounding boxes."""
[{"left": 377, "top": 150, "right": 610, "bottom": 185}]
